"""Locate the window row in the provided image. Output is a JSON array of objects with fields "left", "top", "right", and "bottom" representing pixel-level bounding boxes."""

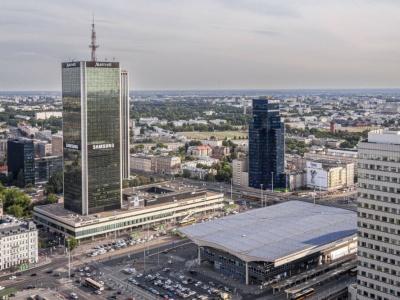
[
  {"left": 358, "top": 164, "right": 399, "bottom": 172},
  {"left": 359, "top": 153, "right": 400, "bottom": 162},
  {"left": 358, "top": 280, "right": 399, "bottom": 300}
]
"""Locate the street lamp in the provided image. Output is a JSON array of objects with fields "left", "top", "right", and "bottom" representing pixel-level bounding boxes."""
[
  {"left": 260, "top": 184, "right": 263, "bottom": 208},
  {"left": 114, "top": 211, "right": 117, "bottom": 241},
  {"left": 271, "top": 172, "right": 274, "bottom": 192},
  {"left": 230, "top": 178, "right": 233, "bottom": 201},
  {"left": 67, "top": 239, "right": 71, "bottom": 279},
  {"left": 318, "top": 177, "right": 323, "bottom": 201}
]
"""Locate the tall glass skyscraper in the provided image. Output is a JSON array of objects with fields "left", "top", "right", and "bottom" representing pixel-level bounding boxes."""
[
  {"left": 248, "top": 98, "right": 286, "bottom": 190},
  {"left": 62, "top": 61, "right": 122, "bottom": 215},
  {"left": 121, "top": 70, "right": 130, "bottom": 180},
  {"left": 7, "top": 138, "right": 35, "bottom": 186}
]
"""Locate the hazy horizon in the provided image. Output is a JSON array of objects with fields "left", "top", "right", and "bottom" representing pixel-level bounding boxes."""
[{"left": 2, "top": 0, "right": 400, "bottom": 91}]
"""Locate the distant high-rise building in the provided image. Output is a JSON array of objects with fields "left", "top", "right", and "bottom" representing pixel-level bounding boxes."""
[
  {"left": 121, "top": 70, "right": 130, "bottom": 180},
  {"left": 248, "top": 98, "right": 286, "bottom": 190},
  {"left": 62, "top": 60, "right": 122, "bottom": 215},
  {"left": 357, "top": 129, "right": 400, "bottom": 299},
  {"left": 7, "top": 138, "right": 34, "bottom": 186},
  {"left": 51, "top": 133, "right": 63, "bottom": 157}
]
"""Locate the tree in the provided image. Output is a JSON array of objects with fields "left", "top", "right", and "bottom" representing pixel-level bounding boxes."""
[
  {"left": 129, "top": 178, "right": 141, "bottom": 187},
  {"left": 46, "top": 193, "right": 58, "bottom": 204},
  {"left": 339, "top": 141, "right": 351, "bottom": 148},
  {"left": 65, "top": 237, "right": 78, "bottom": 250},
  {"left": 189, "top": 140, "right": 202, "bottom": 146},
  {"left": 17, "top": 169, "right": 25, "bottom": 188},
  {"left": 204, "top": 173, "right": 214, "bottom": 182},
  {"left": 182, "top": 169, "right": 191, "bottom": 178},
  {"left": 7, "top": 205, "right": 24, "bottom": 218},
  {"left": 122, "top": 179, "right": 129, "bottom": 188},
  {"left": 210, "top": 136, "right": 216, "bottom": 140},
  {"left": 156, "top": 142, "right": 166, "bottom": 148},
  {"left": 48, "top": 172, "right": 63, "bottom": 194}
]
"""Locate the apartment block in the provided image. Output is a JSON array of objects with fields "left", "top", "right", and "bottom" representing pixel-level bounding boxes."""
[{"left": 357, "top": 130, "right": 400, "bottom": 299}]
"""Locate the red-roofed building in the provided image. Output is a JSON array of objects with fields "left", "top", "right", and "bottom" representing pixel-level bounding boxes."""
[{"left": 0, "top": 166, "right": 7, "bottom": 175}]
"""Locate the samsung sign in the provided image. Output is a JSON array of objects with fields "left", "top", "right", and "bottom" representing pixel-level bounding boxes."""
[
  {"left": 65, "top": 143, "right": 80, "bottom": 150},
  {"left": 92, "top": 143, "right": 115, "bottom": 150}
]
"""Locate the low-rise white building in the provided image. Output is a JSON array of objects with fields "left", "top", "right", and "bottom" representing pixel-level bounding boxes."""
[{"left": 0, "top": 217, "right": 38, "bottom": 271}]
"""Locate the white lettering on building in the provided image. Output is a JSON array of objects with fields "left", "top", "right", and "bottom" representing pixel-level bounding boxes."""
[
  {"left": 93, "top": 143, "right": 115, "bottom": 150},
  {"left": 66, "top": 143, "right": 79, "bottom": 149},
  {"left": 66, "top": 62, "right": 76, "bottom": 67},
  {"left": 95, "top": 62, "right": 112, "bottom": 67}
]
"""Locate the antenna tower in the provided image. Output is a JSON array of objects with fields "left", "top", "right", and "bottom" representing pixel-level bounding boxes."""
[{"left": 89, "top": 14, "right": 99, "bottom": 61}]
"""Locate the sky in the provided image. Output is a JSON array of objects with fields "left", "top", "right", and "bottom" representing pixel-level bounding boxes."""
[{"left": 1, "top": 0, "right": 400, "bottom": 91}]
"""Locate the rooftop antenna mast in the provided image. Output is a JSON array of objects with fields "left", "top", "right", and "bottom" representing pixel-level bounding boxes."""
[{"left": 89, "top": 13, "right": 99, "bottom": 61}]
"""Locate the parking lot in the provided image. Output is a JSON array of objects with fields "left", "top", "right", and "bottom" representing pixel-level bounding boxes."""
[{"left": 79, "top": 241, "right": 238, "bottom": 300}]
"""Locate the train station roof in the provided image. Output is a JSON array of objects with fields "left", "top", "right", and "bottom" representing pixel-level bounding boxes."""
[{"left": 179, "top": 201, "right": 357, "bottom": 264}]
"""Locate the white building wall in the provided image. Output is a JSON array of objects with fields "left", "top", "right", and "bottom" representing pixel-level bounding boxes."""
[{"left": 357, "top": 130, "right": 400, "bottom": 299}]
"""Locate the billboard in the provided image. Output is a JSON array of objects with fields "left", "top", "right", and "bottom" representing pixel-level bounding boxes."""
[
  {"left": 306, "top": 161, "right": 322, "bottom": 169},
  {"left": 307, "top": 167, "right": 328, "bottom": 188}
]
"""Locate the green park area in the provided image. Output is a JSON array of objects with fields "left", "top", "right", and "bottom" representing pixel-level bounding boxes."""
[{"left": 180, "top": 131, "right": 247, "bottom": 140}]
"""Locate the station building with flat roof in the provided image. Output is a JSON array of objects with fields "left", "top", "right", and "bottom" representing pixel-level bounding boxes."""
[
  {"left": 33, "top": 182, "right": 223, "bottom": 241},
  {"left": 180, "top": 201, "right": 357, "bottom": 285}
]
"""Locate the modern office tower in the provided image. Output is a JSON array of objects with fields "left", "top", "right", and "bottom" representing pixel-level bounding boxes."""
[
  {"left": 248, "top": 98, "right": 286, "bottom": 190},
  {"left": 7, "top": 138, "right": 35, "bottom": 186},
  {"left": 62, "top": 61, "right": 122, "bottom": 215},
  {"left": 121, "top": 70, "right": 130, "bottom": 180},
  {"left": 357, "top": 129, "right": 400, "bottom": 299}
]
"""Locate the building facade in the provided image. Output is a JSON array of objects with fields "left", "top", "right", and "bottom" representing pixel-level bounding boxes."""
[
  {"left": 357, "top": 130, "right": 400, "bottom": 299},
  {"left": 7, "top": 138, "right": 35, "bottom": 186},
  {"left": 62, "top": 61, "right": 122, "bottom": 215},
  {"left": 34, "top": 156, "right": 63, "bottom": 184},
  {"left": 232, "top": 158, "right": 249, "bottom": 187},
  {"left": 51, "top": 133, "right": 63, "bottom": 157},
  {"left": 121, "top": 70, "right": 130, "bottom": 180},
  {"left": 248, "top": 98, "right": 286, "bottom": 190},
  {"left": 0, "top": 218, "right": 38, "bottom": 271},
  {"left": 130, "top": 154, "right": 154, "bottom": 173},
  {"left": 154, "top": 156, "right": 181, "bottom": 175},
  {"left": 33, "top": 184, "right": 224, "bottom": 241}
]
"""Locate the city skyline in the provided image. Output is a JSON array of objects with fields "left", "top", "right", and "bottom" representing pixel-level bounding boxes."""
[{"left": 2, "top": 0, "right": 400, "bottom": 91}]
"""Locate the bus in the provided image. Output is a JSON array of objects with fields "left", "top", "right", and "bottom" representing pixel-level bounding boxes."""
[
  {"left": 290, "top": 288, "right": 315, "bottom": 300},
  {"left": 85, "top": 278, "right": 104, "bottom": 291},
  {"left": 348, "top": 267, "right": 357, "bottom": 276},
  {"left": 179, "top": 218, "right": 196, "bottom": 227}
]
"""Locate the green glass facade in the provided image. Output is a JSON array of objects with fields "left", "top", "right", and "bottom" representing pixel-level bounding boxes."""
[{"left": 62, "top": 61, "right": 122, "bottom": 215}]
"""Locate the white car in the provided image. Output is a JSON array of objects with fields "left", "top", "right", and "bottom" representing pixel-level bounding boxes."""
[
  {"left": 0, "top": 286, "right": 5, "bottom": 290},
  {"left": 9, "top": 276, "right": 16, "bottom": 280},
  {"left": 70, "top": 292, "right": 78, "bottom": 299},
  {"left": 136, "top": 273, "right": 143, "bottom": 278},
  {"left": 94, "top": 290, "right": 101, "bottom": 295}
]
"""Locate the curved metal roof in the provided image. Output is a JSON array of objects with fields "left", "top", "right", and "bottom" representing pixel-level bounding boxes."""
[{"left": 179, "top": 201, "right": 357, "bottom": 263}]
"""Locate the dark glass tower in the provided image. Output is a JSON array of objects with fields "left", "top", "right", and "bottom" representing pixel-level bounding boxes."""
[
  {"left": 248, "top": 98, "right": 286, "bottom": 190},
  {"left": 62, "top": 61, "right": 122, "bottom": 215},
  {"left": 7, "top": 138, "right": 35, "bottom": 186}
]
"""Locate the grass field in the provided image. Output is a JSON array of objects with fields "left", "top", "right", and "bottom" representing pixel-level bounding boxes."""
[
  {"left": 180, "top": 131, "right": 247, "bottom": 140},
  {"left": 338, "top": 126, "right": 380, "bottom": 132}
]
